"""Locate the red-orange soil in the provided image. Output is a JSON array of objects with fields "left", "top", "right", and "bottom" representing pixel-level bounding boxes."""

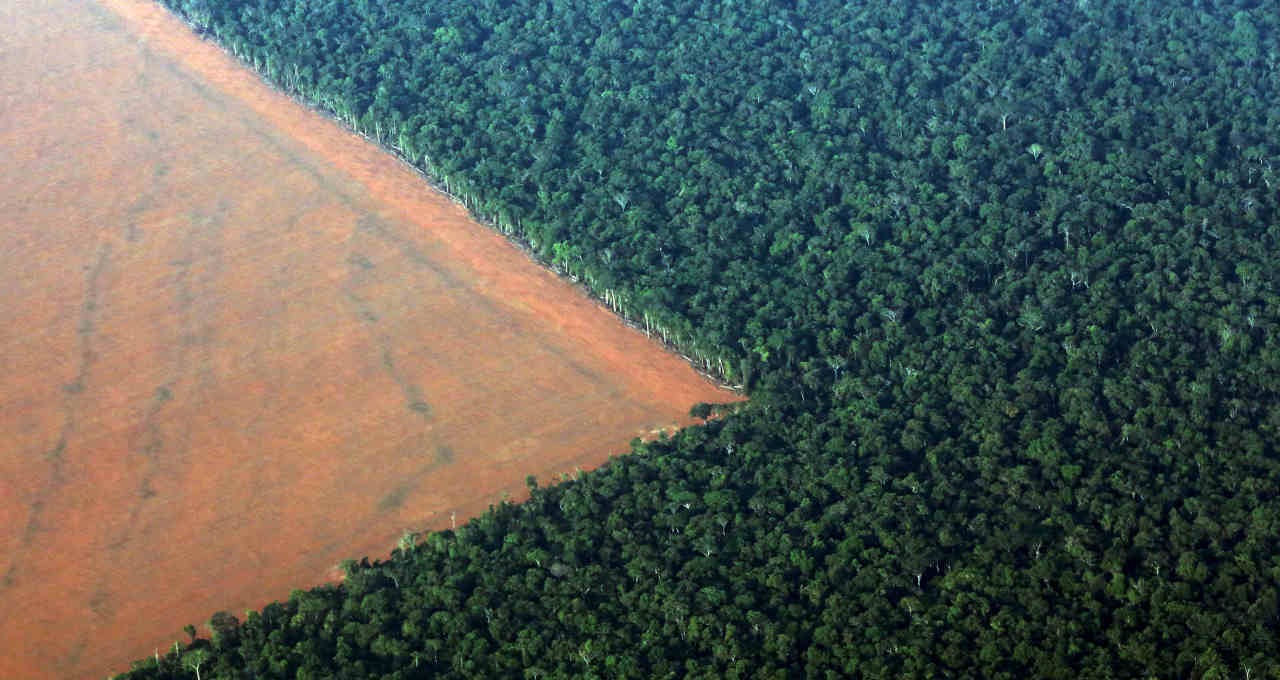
[{"left": 0, "top": 2, "right": 739, "bottom": 678}]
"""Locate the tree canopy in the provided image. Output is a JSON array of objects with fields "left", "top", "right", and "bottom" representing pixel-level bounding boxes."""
[{"left": 118, "top": 0, "right": 1279, "bottom": 678}]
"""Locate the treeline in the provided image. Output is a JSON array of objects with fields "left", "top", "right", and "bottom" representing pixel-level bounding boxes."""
[{"left": 119, "top": 0, "right": 1279, "bottom": 678}]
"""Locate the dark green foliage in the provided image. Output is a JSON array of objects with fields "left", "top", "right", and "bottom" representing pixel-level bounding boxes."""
[{"left": 117, "top": 0, "right": 1280, "bottom": 678}]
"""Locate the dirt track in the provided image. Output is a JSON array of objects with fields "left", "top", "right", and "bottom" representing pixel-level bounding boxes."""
[{"left": 0, "top": 1, "right": 738, "bottom": 678}]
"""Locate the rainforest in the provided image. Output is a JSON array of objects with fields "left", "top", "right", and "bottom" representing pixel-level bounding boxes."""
[{"left": 116, "top": 0, "right": 1278, "bottom": 678}]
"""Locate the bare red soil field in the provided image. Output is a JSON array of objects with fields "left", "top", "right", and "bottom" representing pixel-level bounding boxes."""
[{"left": 0, "top": 2, "right": 738, "bottom": 678}]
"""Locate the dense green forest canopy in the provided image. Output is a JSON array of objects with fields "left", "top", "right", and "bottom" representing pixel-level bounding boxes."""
[{"left": 119, "top": 0, "right": 1279, "bottom": 677}]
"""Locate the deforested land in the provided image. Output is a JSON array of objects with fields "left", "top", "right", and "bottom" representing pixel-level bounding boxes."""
[{"left": 0, "top": 1, "right": 736, "bottom": 679}]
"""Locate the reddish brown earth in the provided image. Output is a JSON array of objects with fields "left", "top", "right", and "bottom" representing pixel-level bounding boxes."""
[{"left": 0, "top": 1, "right": 739, "bottom": 678}]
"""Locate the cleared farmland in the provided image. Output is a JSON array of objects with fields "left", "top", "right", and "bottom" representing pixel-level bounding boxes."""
[{"left": 0, "top": 1, "right": 739, "bottom": 678}]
